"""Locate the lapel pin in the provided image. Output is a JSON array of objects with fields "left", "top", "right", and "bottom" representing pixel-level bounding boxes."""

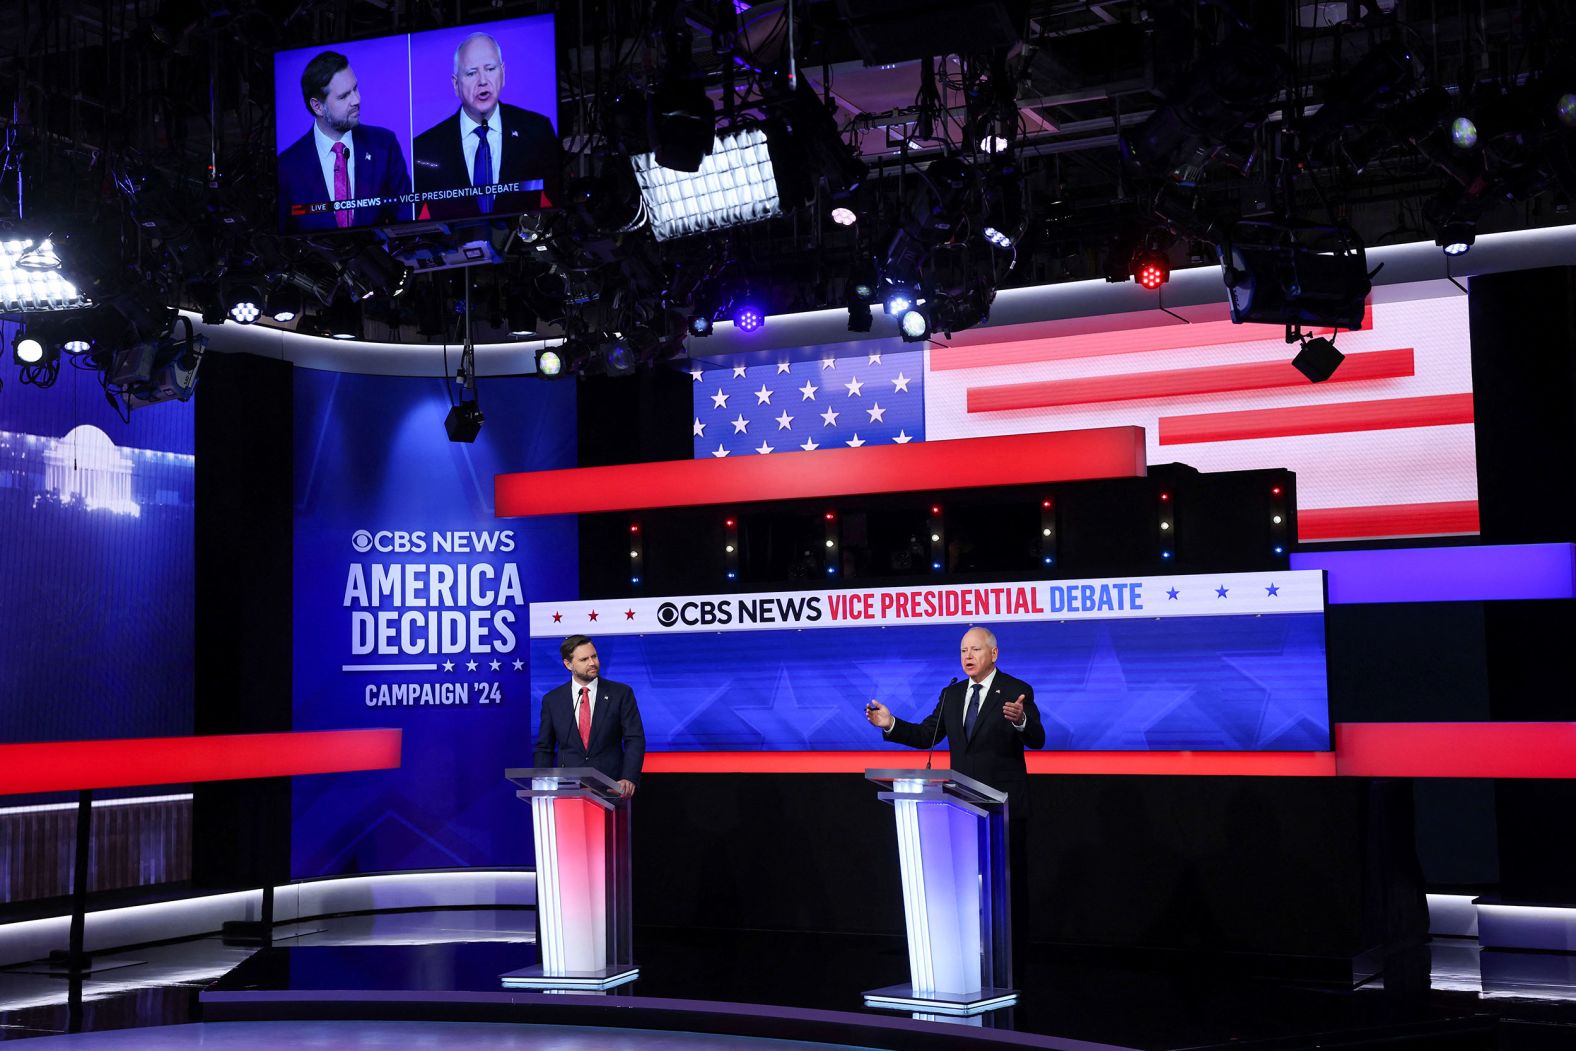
[
  {"left": 511, "top": 129, "right": 519, "bottom": 138},
  {"left": 364, "top": 153, "right": 371, "bottom": 161}
]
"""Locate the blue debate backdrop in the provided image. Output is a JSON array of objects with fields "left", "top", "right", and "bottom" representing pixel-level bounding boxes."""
[
  {"left": 528, "top": 573, "right": 1332, "bottom": 752},
  {"left": 0, "top": 325, "right": 195, "bottom": 746},
  {"left": 292, "top": 370, "right": 575, "bottom": 878}
]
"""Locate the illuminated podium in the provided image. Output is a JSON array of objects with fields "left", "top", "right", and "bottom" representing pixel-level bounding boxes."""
[
  {"left": 501, "top": 768, "right": 637, "bottom": 990},
  {"left": 864, "top": 769, "right": 1017, "bottom": 1015}
]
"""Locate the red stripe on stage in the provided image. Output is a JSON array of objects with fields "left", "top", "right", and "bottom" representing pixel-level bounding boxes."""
[
  {"left": 644, "top": 751, "right": 1337, "bottom": 776},
  {"left": 495, "top": 429, "right": 1147, "bottom": 516},
  {"left": 1158, "top": 393, "right": 1476, "bottom": 445},
  {"left": 1335, "top": 723, "right": 1576, "bottom": 779},
  {"left": 0, "top": 730, "right": 404, "bottom": 795},
  {"left": 966, "top": 348, "right": 1415, "bottom": 413},
  {"left": 933, "top": 304, "right": 1376, "bottom": 373},
  {"left": 1299, "top": 500, "right": 1480, "bottom": 541}
]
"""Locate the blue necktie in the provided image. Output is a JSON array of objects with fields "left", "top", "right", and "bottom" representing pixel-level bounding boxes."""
[
  {"left": 963, "top": 682, "right": 983, "bottom": 739},
  {"left": 472, "top": 124, "right": 494, "bottom": 214}
]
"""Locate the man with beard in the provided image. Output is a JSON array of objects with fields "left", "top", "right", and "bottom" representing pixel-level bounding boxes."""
[
  {"left": 278, "top": 51, "right": 412, "bottom": 231},
  {"left": 411, "top": 32, "right": 561, "bottom": 220}
]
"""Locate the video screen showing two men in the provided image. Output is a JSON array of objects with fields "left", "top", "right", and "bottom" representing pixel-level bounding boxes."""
[{"left": 274, "top": 15, "right": 560, "bottom": 233}]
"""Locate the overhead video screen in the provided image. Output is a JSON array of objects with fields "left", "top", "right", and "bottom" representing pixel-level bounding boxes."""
[
  {"left": 273, "top": 14, "right": 559, "bottom": 232},
  {"left": 528, "top": 570, "right": 1331, "bottom": 753}
]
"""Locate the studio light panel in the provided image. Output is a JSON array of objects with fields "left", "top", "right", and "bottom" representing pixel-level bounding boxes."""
[{"left": 632, "top": 128, "right": 783, "bottom": 241}]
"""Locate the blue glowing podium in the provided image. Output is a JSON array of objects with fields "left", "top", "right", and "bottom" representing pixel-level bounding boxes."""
[{"left": 864, "top": 768, "right": 1017, "bottom": 1015}]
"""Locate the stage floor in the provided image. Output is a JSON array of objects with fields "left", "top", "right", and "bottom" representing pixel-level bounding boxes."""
[{"left": 3, "top": 908, "right": 1574, "bottom": 1049}]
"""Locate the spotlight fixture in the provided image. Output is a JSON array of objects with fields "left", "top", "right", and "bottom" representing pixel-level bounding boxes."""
[
  {"left": 830, "top": 206, "right": 858, "bottom": 226},
  {"left": 1558, "top": 93, "right": 1576, "bottom": 128},
  {"left": 1292, "top": 336, "right": 1345, "bottom": 383},
  {"left": 687, "top": 314, "right": 714, "bottom": 336},
  {"left": 884, "top": 287, "right": 915, "bottom": 315},
  {"left": 12, "top": 329, "right": 47, "bottom": 365},
  {"left": 225, "top": 283, "right": 264, "bottom": 324},
  {"left": 1132, "top": 249, "right": 1170, "bottom": 290},
  {"left": 983, "top": 226, "right": 1015, "bottom": 249},
  {"left": 1219, "top": 221, "right": 1370, "bottom": 329},
  {"left": 536, "top": 347, "right": 565, "bottom": 377},
  {"left": 847, "top": 301, "right": 872, "bottom": 333},
  {"left": 0, "top": 239, "right": 90, "bottom": 312},
  {"left": 632, "top": 126, "right": 783, "bottom": 241},
  {"left": 898, "top": 307, "right": 931, "bottom": 343},
  {"left": 1436, "top": 221, "right": 1475, "bottom": 256},
  {"left": 507, "top": 300, "right": 538, "bottom": 337},
  {"left": 732, "top": 303, "right": 765, "bottom": 333},
  {"left": 319, "top": 297, "right": 362, "bottom": 340},
  {"left": 444, "top": 401, "right": 485, "bottom": 443},
  {"left": 1449, "top": 114, "right": 1480, "bottom": 151},
  {"left": 265, "top": 286, "right": 303, "bottom": 323}
]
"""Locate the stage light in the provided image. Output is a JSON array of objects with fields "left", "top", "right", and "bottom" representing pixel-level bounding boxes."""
[
  {"left": 1559, "top": 93, "right": 1576, "bottom": 127},
  {"left": 1219, "top": 221, "right": 1369, "bottom": 329},
  {"left": 983, "top": 226, "right": 1014, "bottom": 249},
  {"left": 265, "top": 287, "right": 302, "bottom": 323},
  {"left": 733, "top": 304, "right": 765, "bottom": 333},
  {"left": 536, "top": 348, "right": 564, "bottom": 377},
  {"left": 687, "top": 314, "right": 714, "bottom": 336},
  {"left": 605, "top": 336, "right": 636, "bottom": 375},
  {"left": 649, "top": 75, "right": 716, "bottom": 173},
  {"left": 1436, "top": 220, "right": 1475, "bottom": 256},
  {"left": 12, "top": 330, "right": 46, "bottom": 364},
  {"left": 898, "top": 307, "right": 931, "bottom": 342},
  {"left": 852, "top": 282, "right": 874, "bottom": 301},
  {"left": 0, "top": 239, "right": 89, "bottom": 313},
  {"left": 884, "top": 288, "right": 914, "bottom": 315},
  {"left": 847, "top": 302, "right": 872, "bottom": 333},
  {"left": 16, "top": 238, "right": 61, "bottom": 270},
  {"left": 63, "top": 338, "right": 92, "bottom": 354},
  {"left": 1132, "top": 249, "right": 1170, "bottom": 290},
  {"left": 507, "top": 300, "right": 537, "bottom": 336},
  {"left": 319, "top": 297, "right": 362, "bottom": 340},
  {"left": 632, "top": 127, "right": 783, "bottom": 241},
  {"left": 1292, "top": 336, "right": 1345, "bottom": 383},
  {"left": 227, "top": 297, "right": 261, "bottom": 324},
  {"left": 444, "top": 401, "right": 484, "bottom": 443},
  {"left": 831, "top": 207, "right": 857, "bottom": 226},
  {"left": 1450, "top": 115, "right": 1479, "bottom": 150}
]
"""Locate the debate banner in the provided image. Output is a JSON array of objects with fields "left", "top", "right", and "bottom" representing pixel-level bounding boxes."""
[
  {"left": 292, "top": 371, "right": 575, "bottom": 877},
  {"left": 529, "top": 571, "right": 1330, "bottom": 752}
]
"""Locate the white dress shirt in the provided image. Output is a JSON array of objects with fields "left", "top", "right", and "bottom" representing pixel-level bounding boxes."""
[
  {"left": 313, "top": 125, "right": 355, "bottom": 201},
  {"left": 883, "top": 667, "right": 1025, "bottom": 734},
  {"left": 459, "top": 108, "right": 503, "bottom": 186}
]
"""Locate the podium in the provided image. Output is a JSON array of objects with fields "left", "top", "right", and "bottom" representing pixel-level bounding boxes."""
[
  {"left": 864, "top": 768, "right": 1017, "bottom": 1015},
  {"left": 500, "top": 767, "right": 638, "bottom": 990}
]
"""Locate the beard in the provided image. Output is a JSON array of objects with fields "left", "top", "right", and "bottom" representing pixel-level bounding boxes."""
[{"left": 326, "top": 109, "right": 360, "bottom": 133}]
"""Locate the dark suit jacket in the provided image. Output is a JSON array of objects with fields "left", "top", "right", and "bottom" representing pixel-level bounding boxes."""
[
  {"left": 411, "top": 102, "right": 561, "bottom": 220},
  {"left": 277, "top": 124, "right": 412, "bottom": 232},
  {"left": 533, "top": 678, "right": 645, "bottom": 786},
  {"left": 886, "top": 670, "right": 1044, "bottom": 815}
]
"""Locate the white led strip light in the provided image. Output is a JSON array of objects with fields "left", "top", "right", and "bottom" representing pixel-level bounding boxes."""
[
  {"left": 530, "top": 791, "right": 566, "bottom": 975},
  {"left": 892, "top": 782, "right": 935, "bottom": 995},
  {"left": 0, "top": 240, "right": 90, "bottom": 312},
  {"left": 632, "top": 128, "right": 783, "bottom": 241}
]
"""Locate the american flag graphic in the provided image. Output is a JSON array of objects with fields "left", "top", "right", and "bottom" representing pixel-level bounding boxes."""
[
  {"left": 694, "top": 281, "right": 1477, "bottom": 543},
  {"left": 691, "top": 347, "right": 925, "bottom": 456}
]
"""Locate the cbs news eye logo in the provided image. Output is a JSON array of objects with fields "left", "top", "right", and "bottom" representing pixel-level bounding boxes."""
[
  {"left": 351, "top": 530, "right": 375, "bottom": 553},
  {"left": 657, "top": 602, "right": 680, "bottom": 626}
]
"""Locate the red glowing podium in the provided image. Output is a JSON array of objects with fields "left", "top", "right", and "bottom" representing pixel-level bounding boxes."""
[{"left": 501, "top": 767, "right": 637, "bottom": 990}]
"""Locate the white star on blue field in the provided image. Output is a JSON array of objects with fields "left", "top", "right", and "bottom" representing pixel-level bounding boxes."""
[{"left": 691, "top": 350, "right": 925, "bottom": 458}]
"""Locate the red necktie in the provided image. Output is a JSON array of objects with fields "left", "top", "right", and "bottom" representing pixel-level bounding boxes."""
[
  {"left": 331, "top": 142, "right": 351, "bottom": 228},
  {"left": 577, "top": 686, "right": 591, "bottom": 750}
]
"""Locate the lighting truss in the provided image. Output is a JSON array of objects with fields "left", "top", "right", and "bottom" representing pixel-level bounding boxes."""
[
  {"left": 632, "top": 127, "right": 783, "bottom": 241},
  {"left": 0, "top": 240, "right": 91, "bottom": 312}
]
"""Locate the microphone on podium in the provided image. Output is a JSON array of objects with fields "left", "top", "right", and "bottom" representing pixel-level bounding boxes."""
[{"left": 924, "top": 677, "right": 960, "bottom": 771}]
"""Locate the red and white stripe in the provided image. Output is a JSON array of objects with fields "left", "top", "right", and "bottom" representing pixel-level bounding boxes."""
[{"left": 923, "top": 282, "right": 1478, "bottom": 543}]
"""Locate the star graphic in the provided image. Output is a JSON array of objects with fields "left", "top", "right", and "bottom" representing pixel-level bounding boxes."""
[
  {"left": 731, "top": 414, "right": 750, "bottom": 434},
  {"left": 867, "top": 352, "right": 882, "bottom": 365},
  {"left": 775, "top": 410, "right": 794, "bottom": 429},
  {"left": 489, "top": 659, "right": 502, "bottom": 671},
  {"left": 1166, "top": 588, "right": 1180, "bottom": 600},
  {"left": 754, "top": 384, "right": 774, "bottom": 405},
  {"left": 866, "top": 402, "right": 886, "bottom": 423},
  {"left": 799, "top": 381, "right": 818, "bottom": 400},
  {"left": 1266, "top": 583, "right": 1280, "bottom": 596},
  {"left": 821, "top": 357, "right": 836, "bottom": 370},
  {"left": 776, "top": 362, "right": 792, "bottom": 374},
  {"left": 691, "top": 368, "right": 703, "bottom": 382},
  {"left": 466, "top": 659, "right": 479, "bottom": 672},
  {"left": 732, "top": 365, "right": 747, "bottom": 378},
  {"left": 893, "top": 430, "right": 913, "bottom": 444},
  {"left": 892, "top": 372, "right": 911, "bottom": 393},
  {"left": 442, "top": 659, "right": 456, "bottom": 672},
  {"left": 512, "top": 659, "right": 524, "bottom": 671},
  {"left": 692, "top": 417, "right": 706, "bottom": 437},
  {"left": 844, "top": 376, "right": 864, "bottom": 397},
  {"left": 846, "top": 433, "right": 866, "bottom": 447},
  {"left": 625, "top": 608, "right": 637, "bottom": 620},
  {"left": 755, "top": 440, "right": 775, "bottom": 454},
  {"left": 1215, "top": 586, "right": 1229, "bottom": 598},
  {"left": 800, "top": 437, "right": 820, "bottom": 451},
  {"left": 588, "top": 610, "right": 599, "bottom": 621},
  {"left": 551, "top": 611, "right": 563, "bottom": 623},
  {"left": 711, "top": 444, "right": 730, "bottom": 458},
  {"left": 711, "top": 388, "right": 729, "bottom": 409},
  {"left": 821, "top": 407, "right": 840, "bottom": 427}
]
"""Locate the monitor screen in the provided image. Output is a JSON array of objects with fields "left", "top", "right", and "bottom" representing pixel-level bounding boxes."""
[{"left": 273, "top": 14, "right": 559, "bottom": 233}]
